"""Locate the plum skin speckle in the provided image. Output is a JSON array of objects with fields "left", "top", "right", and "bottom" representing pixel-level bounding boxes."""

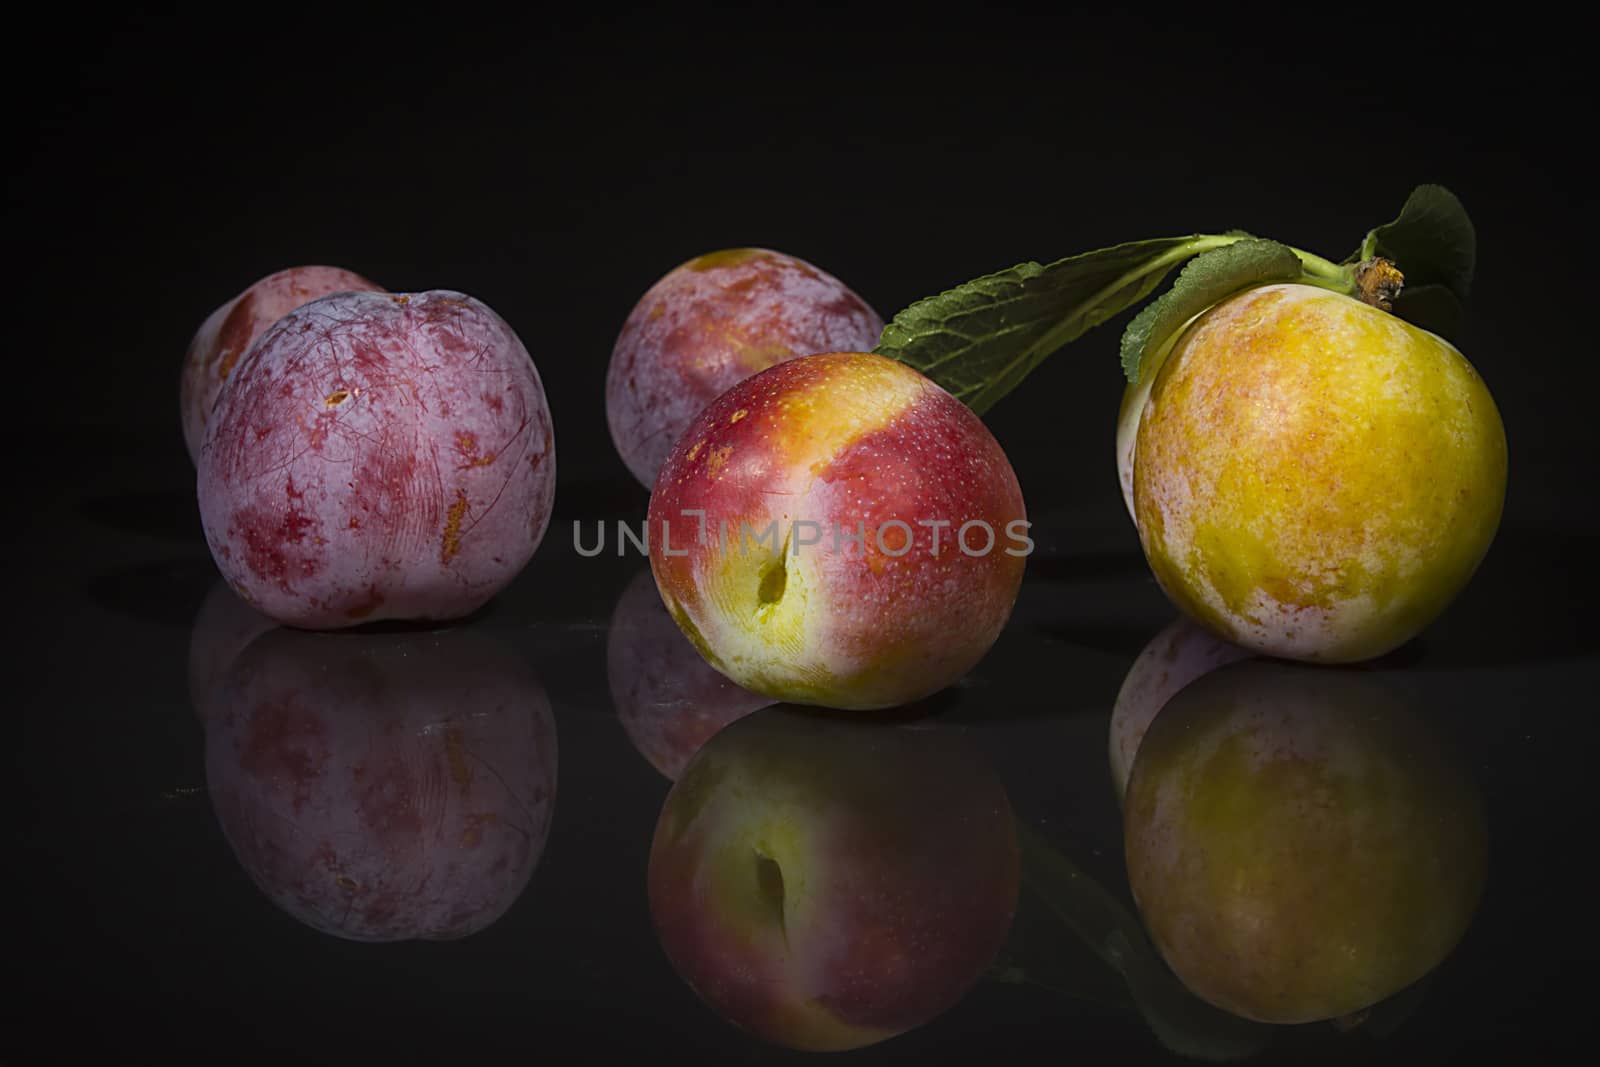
[{"left": 197, "top": 289, "right": 556, "bottom": 629}]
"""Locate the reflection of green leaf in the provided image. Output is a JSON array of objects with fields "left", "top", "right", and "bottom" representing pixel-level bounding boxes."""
[
  {"left": 1119, "top": 239, "right": 1305, "bottom": 383},
  {"left": 875, "top": 236, "right": 1228, "bottom": 415},
  {"left": 1351, "top": 184, "right": 1476, "bottom": 301},
  {"left": 1016, "top": 819, "right": 1270, "bottom": 1062}
]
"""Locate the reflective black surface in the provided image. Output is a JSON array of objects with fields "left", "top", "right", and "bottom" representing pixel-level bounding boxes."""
[
  {"left": 18, "top": 9, "right": 1592, "bottom": 1062},
  {"left": 19, "top": 432, "right": 1595, "bottom": 1061}
]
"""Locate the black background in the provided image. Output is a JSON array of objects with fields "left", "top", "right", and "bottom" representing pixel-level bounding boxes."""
[{"left": 14, "top": 9, "right": 1595, "bottom": 1064}]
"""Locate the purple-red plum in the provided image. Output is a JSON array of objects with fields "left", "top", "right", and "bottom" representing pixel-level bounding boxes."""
[
  {"left": 196, "top": 290, "right": 555, "bottom": 629},
  {"left": 180, "top": 265, "right": 382, "bottom": 463},
  {"left": 606, "top": 248, "right": 882, "bottom": 486}
]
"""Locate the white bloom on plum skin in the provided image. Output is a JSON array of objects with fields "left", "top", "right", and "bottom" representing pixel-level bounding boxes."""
[{"left": 197, "top": 289, "right": 555, "bottom": 629}]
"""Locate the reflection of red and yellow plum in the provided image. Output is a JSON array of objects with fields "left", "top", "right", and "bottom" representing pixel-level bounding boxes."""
[
  {"left": 1108, "top": 617, "right": 1250, "bottom": 800},
  {"left": 1124, "top": 660, "right": 1486, "bottom": 1024},
  {"left": 606, "top": 248, "right": 882, "bottom": 487},
  {"left": 648, "top": 707, "right": 1019, "bottom": 1051},
  {"left": 205, "top": 626, "right": 556, "bottom": 942},
  {"left": 180, "top": 265, "right": 382, "bottom": 463},
  {"left": 196, "top": 290, "right": 555, "bottom": 629},
  {"left": 648, "top": 352, "right": 1027, "bottom": 711},
  {"left": 607, "top": 567, "right": 772, "bottom": 780}
]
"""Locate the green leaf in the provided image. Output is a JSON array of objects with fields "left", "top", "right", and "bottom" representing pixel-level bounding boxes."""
[
  {"left": 1119, "top": 238, "right": 1305, "bottom": 383},
  {"left": 874, "top": 235, "right": 1227, "bottom": 416},
  {"left": 1350, "top": 184, "right": 1476, "bottom": 301}
]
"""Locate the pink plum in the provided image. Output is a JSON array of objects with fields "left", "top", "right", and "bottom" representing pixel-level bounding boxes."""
[
  {"left": 606, "top": 248, "right": 883, "bottom": 486},
  {"left": 196, "top": 289, "right": 555, "bottom": 629}
]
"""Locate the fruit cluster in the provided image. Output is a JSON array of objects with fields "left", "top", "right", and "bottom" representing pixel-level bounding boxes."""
[{"left": 184, "top": 186, "right": 1505, "bottom": 1046}]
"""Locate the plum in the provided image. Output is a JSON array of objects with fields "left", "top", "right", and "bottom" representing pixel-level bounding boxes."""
[
  {"left": 1123, "top": 283, "right": 1506, "bottom": 662},
  {"left": 1123, "top": 660, "right": 1487, "bottom": 1024},
  {"left": 196, "top": 289, "right": 555, "bottom": 629},
  {"left": 205, "top": 625, "right": 556, "bottom": 942},
  {"left": 180, "top": 265, "right": 382, "bottom": 463},
  {"left": 607, "top": 567, "right": 772, "bottom": 780},
  {"left": 648, "top": 351, "right": 1027, "bottom": 711},
  {"left": 606, "top": 248, "right": 883, "bottom": 486}
]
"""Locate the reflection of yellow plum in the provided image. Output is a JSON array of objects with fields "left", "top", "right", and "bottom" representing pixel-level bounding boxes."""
[
  {"left": 1124, "top": 661, "right": 1486, "bottom": 1024},
  {"left": 1108, "top": 617, "right": 1249, "bottom": 801},
  {"left": 648, "top": 707, "right": 1018, "bottom": 1051}
]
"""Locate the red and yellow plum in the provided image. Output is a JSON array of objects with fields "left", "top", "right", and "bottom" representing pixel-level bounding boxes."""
[
  {"left": 648, "top": 706, "right": 1018, "bottom": 1051},
  {"left": 607, "top": 248, "right": 883, "bottom": 486},
  {"left": 205, "top": 626, "right": 556, "bottom": 942},
  {"left": 180, "top": 265, "right": 382, "bottom": 463},
  {"left": 196, "top": 290, "right": 555, "bottom": 629},
  {"left": 648, "top": 351, "right": 1027, "bottom": 711}
]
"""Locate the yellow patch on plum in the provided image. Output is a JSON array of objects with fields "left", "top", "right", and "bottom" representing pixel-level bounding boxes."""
[
  {"left": 440, "top": 489, "right": 470, "bottom": 563},
  {"left": 687, "top": 247, "right": 768, "bottom": 272},
  {"left": 706, "top": 444, "right": 733, "bottom": 479}
]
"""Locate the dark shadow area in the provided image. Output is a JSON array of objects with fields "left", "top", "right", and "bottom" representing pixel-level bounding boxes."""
[
  {"left": 1408, "top": 525, "right": 1597, "bottom": 669},
  {"left": 1034, "top": 621, "right": 1167, "bottom": 660},
  {"left": 1026, "top": 549, "right": 1151, "bottom": 585},
  {"left": 78, "top": 490, "right": 204, "bottom": 545},
  {"left": 551, "top": 475, "right": 650, "bottom": 523},
  {"left": 85, "top": 556, "right": 218, "bottom": 626}
]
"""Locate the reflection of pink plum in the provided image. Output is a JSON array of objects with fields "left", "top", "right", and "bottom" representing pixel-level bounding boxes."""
[
  {"left": 206, "top": 626, "right": 555, "bottom": 941},
  {"left": 608, "top": 567, "right": 772, "bottom": 779},
  {"left": 187, "top": 579, "right": 276, "bottom": 726},
  {"left": 649, "top": 707, "right": 1018, "bottom": 1051},
  {"left": 1108, "top": 618, "right": 1250, "bottom": 800}
]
